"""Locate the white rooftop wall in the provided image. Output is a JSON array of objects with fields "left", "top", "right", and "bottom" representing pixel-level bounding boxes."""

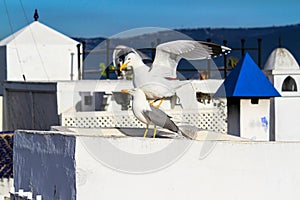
[
  {"left": 240, "top": 99, "right": 270, "bottom": 141},
  {"left": 0, "top": 21, "right": 79, "bottom": 81},
  {"left": 56, "top": 79, "right": 224, "bottom": 114},
  {"left": 14, "top": 130, "right": 300, "bottom": 200},
  {"left": 274, "top": 97, "right": 300, "bottom": 141}
]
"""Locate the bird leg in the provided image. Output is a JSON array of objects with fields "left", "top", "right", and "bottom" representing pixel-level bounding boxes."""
[
  {"left": 153, "top": 125, "right": 157, "bottom": 138},
  {"left": 149, "top": 99, "right": 159, "bottom": 106},
  {"left": 150, "top": 97, "right": 165, "bottom": 108},
  {"left": 143, "top": 125, "right": 149, "bottom": 138}
]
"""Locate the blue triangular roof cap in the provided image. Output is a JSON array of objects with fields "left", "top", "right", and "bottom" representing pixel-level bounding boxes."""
[{"left": 214, "top": 53, "right": 281, "bottom": 98}]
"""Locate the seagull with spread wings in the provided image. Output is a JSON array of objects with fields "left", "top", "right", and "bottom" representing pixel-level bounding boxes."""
[{"left": 114, "top": 40, "right": 230, "bottom": 107}]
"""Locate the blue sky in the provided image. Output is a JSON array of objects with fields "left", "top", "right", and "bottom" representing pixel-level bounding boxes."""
[{"left": 1, "top": 0, "right": 300, "bottom": 39}]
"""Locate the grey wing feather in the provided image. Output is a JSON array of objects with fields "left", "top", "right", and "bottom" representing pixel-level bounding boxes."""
[
  {"left": 142, "top": 107, "right": 179, "bottom": 133},
  {"left": 150, "top": 40, "right": 231, "bottom": 78}
]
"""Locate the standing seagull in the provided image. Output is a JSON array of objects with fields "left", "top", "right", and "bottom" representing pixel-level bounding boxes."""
[
  {"left": 121, "top": 88, "right": 181, "bottom": 138},
  {"left": 114, "top": 40, "right": 230, "bottom": 107}
]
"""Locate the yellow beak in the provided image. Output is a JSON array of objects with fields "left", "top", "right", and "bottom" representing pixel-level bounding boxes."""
[
  {"left": 121, "top": 89, "right": 130, "bottom": 94},
  {"left": 120, "top": 62, "right": 129, "bottom": 71}
]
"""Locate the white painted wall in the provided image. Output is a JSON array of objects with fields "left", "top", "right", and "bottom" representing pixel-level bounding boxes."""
[
  {"left": 14, "top": 130, "right": 300, "bottom": 200},
  {"left": 176, "top": 79, "right": 223, "bottom": 109},
  {"left": 6, "top": 43, "right": 78, "bottom": 81},
  {"left": 56, "top": 80, "right": 134, "bottom": 114},
  {"left": 240, "top": 99, "right": 270, "bottom": 141},
  {"left": 274, "top": 97, "right": 300, "bottom": 141},
  {"left": 0, "top": 21, "right": 79, "bottom": 82},
  {"left": 56, "top": 79, "right": 224, "bottom": 115},
  {"left": 273, "top": 73, "right": 300, "bottom": 97},
  {"left": 266, "top": 71, "right": 300, "bottom": 141}
]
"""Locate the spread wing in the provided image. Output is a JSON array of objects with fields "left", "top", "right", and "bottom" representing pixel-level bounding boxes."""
[
  {"left": 142, "top": 106, "right": 179, "bottom": 133},
  {"left": 150, "top": 40, "right": 231, "bottom": 78}
]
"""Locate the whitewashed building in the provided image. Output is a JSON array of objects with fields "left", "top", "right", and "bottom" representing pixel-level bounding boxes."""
[
  {"left": 0, "top": 20, "right": 81, "bottom": 131},
  {"left": 264, "top": 48, "right": 300, "bottom": 141},
  {"left": 0, "top": 21, "right": 80, "bottom": 83}
]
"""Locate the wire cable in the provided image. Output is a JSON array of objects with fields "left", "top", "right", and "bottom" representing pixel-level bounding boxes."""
[
  {"left": 18, "top": 0, "right": 50, "bottom": 81},
  {"left": 3, "top": 0, "right": 26, "bottom": 80}
]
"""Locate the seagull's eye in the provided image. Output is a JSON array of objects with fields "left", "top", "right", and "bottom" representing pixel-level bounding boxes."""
[{"left": 128, "top": 58, "right": 131, "bottom": 60}]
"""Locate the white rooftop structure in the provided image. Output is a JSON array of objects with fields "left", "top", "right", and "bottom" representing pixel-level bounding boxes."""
[
  {"left": 0, "top": 21, "right": 80, "bottom": 82},
  {"left": 264, "top": 47, "right": 300, "bottom": 95},
  {"left": 264, "top": 47, "right": 300, "bottom": 71},
  {"left": 264, "top": 47, "right": 300, "bottom": 141},
  {"left": 0, "top": 20, "right": 81, "bottom": 131}
]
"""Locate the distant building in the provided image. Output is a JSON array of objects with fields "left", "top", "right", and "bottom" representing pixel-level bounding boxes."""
[{"left": 264, "top": 48, "right": 300, "bottom": 141}]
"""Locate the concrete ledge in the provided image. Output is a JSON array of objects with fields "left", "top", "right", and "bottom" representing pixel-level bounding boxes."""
[
  {"left": 14, "top": 129, "right": 300, "bottom": 200},
  {"left": 51, "top": 126, "right": 247, "bottom": 141}
]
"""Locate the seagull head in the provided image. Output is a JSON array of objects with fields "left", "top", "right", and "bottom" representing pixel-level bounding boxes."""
[
  {"left": 121, "top": 88, "right": 151, "bottom": 109},
  {"left": 121, "top": 88, "right": 146, "bottom": 99},
  {"left": 120, "top": 52, "right": 143, "bottom": 71}
]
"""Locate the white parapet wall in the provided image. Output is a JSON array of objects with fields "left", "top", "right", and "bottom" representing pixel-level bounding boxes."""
[
  {"left": 14, "top": 129, "right": 300, "bottom": 200},
  {"left": 274, "top": 97, "right": 300, "bottom": 141}
]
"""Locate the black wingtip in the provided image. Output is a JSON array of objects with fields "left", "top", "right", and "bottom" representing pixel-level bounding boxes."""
[{"left": 199, "top": 41, "right": 231, "bottom": 57}]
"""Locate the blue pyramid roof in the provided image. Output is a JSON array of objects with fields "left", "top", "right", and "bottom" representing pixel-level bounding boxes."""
[{"left": 215, "top": 53, "right": 280, "bottom": 98}]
